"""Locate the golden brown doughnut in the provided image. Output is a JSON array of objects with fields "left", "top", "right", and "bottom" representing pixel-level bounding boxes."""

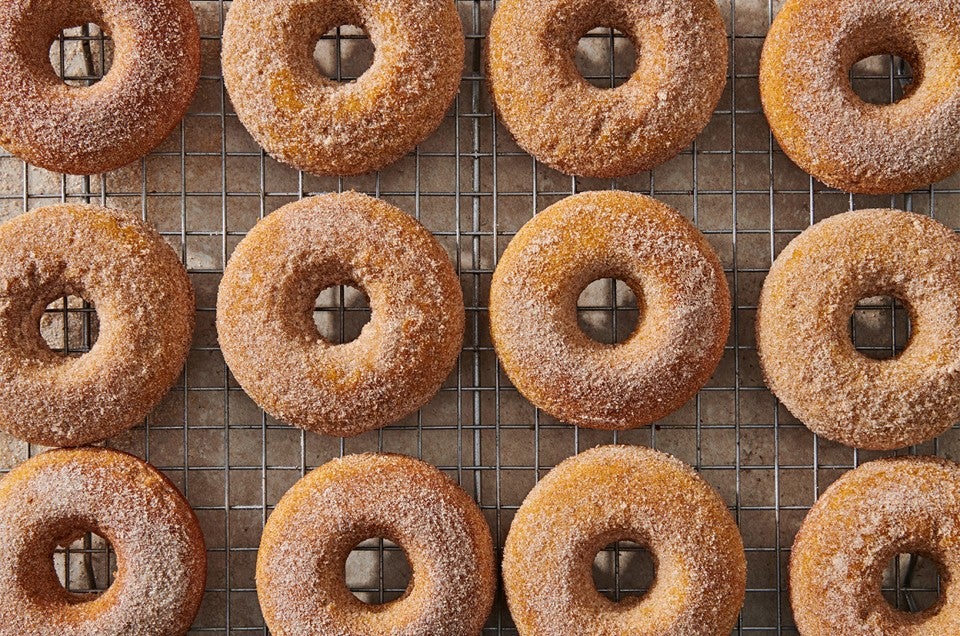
[
  {"left": 760, "top": 0, "right": 960, "bottom": 194},
  {"left": 791, "top": 456, "right": 960, "bottom": 634},
  {"left": 489, "top": 191, "right": 730, "bottom": 430},
  {"left": 0, "top": 0, "right": 200, "bottom": 175},
  {"left": 486, "top": 0, "right": 727, "bottom": 178},
  {"left": 217, "top": 192, "right": 464, "bottom": 437},
  {"left": 503, "top": 445, "right": 746, "bottom": 635},
  {"left": 0, "top": 204, "right": 194, "bottom": 447},
  {"left": 0, "top": 447, "right": 206, "bottom": 636},
  {"left": 256, "top": 453, "right": 496, "bottom": 636},
  {"left": 221, "top": 0, "right": 464, "bottom": 176},
  {"left": 757, "top": 209, "right": 960, "bottom": 450}
]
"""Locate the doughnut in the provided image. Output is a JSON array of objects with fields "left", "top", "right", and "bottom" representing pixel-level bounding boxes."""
[
  {"left": 0, "top": 0, "right": 200, "bottom": 175},
  {"left": 0, "top": 203, "right": 194, "bottom": 447},
  {"left": 217, "top": 192, "right": 464, "bottom": 437},
  {"left": 256, "top": 452, "right": 496, "bottom": 635},
  {"left": 486, "top": 0, "right": 727, "bottom": 178},
  {"left": 503, "top": 445, "right": 746, "bottom": 635},
  {"left": 221, "top": 0, "right": 464, "bottom": 176},
  {"left": 489, "top": 191, "right": 730, "bottom": 430},
  {"left": 757, "top": 209, "right": 960, "bottom": 450},
  {"left": 760, "top": 0, "right": 960, "bottom": 194},
  {"left": 0, "top": 447, "right": 206, "bottom": 635},
  {"left": 791, "top": 455, "right": 960, "bottom": 633}
]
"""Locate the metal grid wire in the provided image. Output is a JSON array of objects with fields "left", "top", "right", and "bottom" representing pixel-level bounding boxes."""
[{"left": 1, "top": 0, "right": 958, "bottom": 633}]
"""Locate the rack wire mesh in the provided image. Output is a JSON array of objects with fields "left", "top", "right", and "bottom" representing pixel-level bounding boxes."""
[{"left": 0, "top": 0, "right": 956, "bottom": 632}]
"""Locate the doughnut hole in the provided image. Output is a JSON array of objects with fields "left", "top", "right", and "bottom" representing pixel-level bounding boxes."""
[
  {"left": 882, "top": 553, "right": 943, "bottom": 614},
  {"left": 313, "top": 284, "right": 371, "bottom": 344},
  {"left": 577, "top": 278, "right": 640, "bottom": 345},
  {"left": 344, "top": 537, "right": 412, "bottom": 604},
  {"left": 849, "top": 295, "right": 911, "bottom": 360},
  {"left": 53, "top": 530, "right": 115, "bottom": 599},
  {"left": 313, "top": 25, "right": 374, "bottom": 83},
  {"left": 849, "top": 55, "right": 914, "bottom": 105},
  {"left": 592, "top": 540, "right": 656, "bottom": 602},
  {"left": 574, "top": 27, "right": 638, "bottom": 89},
  {"left": 40, "top": 295, "right": 100, "bottom": 356},
  {"left": 49, "top": 24, "right": 113, "bottom": 87}
]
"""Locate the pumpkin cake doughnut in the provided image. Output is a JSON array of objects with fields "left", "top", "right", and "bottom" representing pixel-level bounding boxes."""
[
  {"left": 757, "top": 209, "right": 960, "bottom": 450},
  {"left": 489, "top": 191, "right": 729, "bottom": 430},
  {"left": 503, "top": 445, "right": 746, "bottom": 635},
  {"left": 257, "top": 453, "right": 496, "bottom": 636},
  {"left": 0, "top": 0, "right": 200, "bottom": 175},
  {"left": 486, "top": 0, "right": 727, "bottom": 178},
  {"left": 791, "top": 456, "right": 960, "bottom": 634},
  {"left": 222, "top": 0, "right": 464, "bottom": 176},
  {"left": 0, "top": 447, "right": 206, "bottom": 636},
  {"left": 217, "top": 192, "right": 464, "bottom": 437},
  {"left": 760, "top": 0, "right": 960, "bottom": 194},
  {"left": 0, "top": 204, "right": 194, "bottom": 447}
]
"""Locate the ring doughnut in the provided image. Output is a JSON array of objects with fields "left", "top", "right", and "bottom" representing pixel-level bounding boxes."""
[
  {"left": 503, "top": 445, "right": 746, "bottom": 635},
  {"left": 760, "top": 0, "right": 960, "bottom": 194},
  {"left": 489, "top": 191, "right": 730, "bottom": 429},
  {"left": 791, "top": 455, "right": 960, "bottom": 633},
  {"left": 757, "top": 209, "right": 960, "bottom": 450},
  {"left": 0, "top": 204, "right": 194, "bottom": 447},
  {"left": 486, "top": 0, "right": 727, "bottom": 178},
  {"left": 256, "top": 453, "right": 496, "bottom": 635},
  {"left": 0, "top": 447, "right": 206, "bottom": 635},
  {"left": 217, "top": 192, "right": 464, "bottom": 437},
  {"left": 0, "top": 0, "right": 200, "bottom": 175},
  {"left": 222, "top": 0, "right": 464, "bottom": 176}
]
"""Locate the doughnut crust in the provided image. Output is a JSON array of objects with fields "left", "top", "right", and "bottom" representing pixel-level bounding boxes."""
[
  {"left": 217, "top": 192, "right": 464, "bottom": 437},
  {"left": 487, "top": 0, "right": 727, "bottom": 178},
  {"left": 760, "top": 0, "right": 960, "bottom": 194},
  {"left": 791, "top": 456, "right": 960, "bottom": 634},
  {"left": 0, "top": 0, "right": 200, "bottom": 175},
  {"left": 0, "top": 448, "right": 206, "bottom": 636},
  {"left": 256, "top": 453, "right": 496, "bottom": 636},
  {"left": 0, "top": 204, "right": 194, "bottom": 447},
  {"left": 503, "top": 445, "right": 746, "bottom": 636},
  {"left": 489, "top": 191, "right": 729, "bottom": 429},
  {"left": 222, "top": 0, "right": 464, "bottom": 176},
  {"left": 757, "top": 209, "right": 960, "bottom": 450}
]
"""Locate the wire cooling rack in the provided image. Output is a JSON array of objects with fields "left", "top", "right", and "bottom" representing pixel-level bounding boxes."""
[{"left": 1, "top": 1, "right": 957, "bottom": 633}]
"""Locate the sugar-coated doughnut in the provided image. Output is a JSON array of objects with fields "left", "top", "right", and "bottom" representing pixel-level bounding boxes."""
[
  {"left": 0, "top": 204, "right": 194, "bottom": 447},
  {"left": 489, "top": 191, "right": 729, "bottom": 430},
  {"left": 217, "top": 192, "right": 464, "bottom": 437},
  {"left": 791, "top": 456, "right": 960, "bottom": 634},
  {"left": 222, "top": 0, "right": 464, "bottom": 176},
  {"left": 256, "top": 453, "right": 496, "bottom": 636},
  {"left": 487, "top": 0, "right": 727, "bottom": 178},
  {"left": 503, "top": 445, "right": 746, "bottom": 635},
  {"left": 757, "top": 209, "right": 960, "bottom": 450},
  {"left": 0, "top": 447, "right": 206, "bottom": 636},
  {"left": 0, "top": 0, "right": 200, "bottom": 175},
  {"left": 760, "top": 0, "right": 960, "bottom": 194}
]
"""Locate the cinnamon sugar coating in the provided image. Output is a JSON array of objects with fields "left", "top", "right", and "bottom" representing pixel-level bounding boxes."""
[
  {"left": 256, "top": 453, "right": 496, "bottom": 636},
  {"left": 503, "top": 445, "right": 746, "bottom": 636},
  {"left": 221, "top": 0, "right": 464, "bottom": 176},
  {"left": 486, "top": 0, "right": 727, "bottom": 178},
  {"left": 216, "top": 192, "right": 464, "bottom": 437},
  {"left": 791, "top": 456, "right": 960, "bottom": 634},
  {"left": 489, "top": 191, "right": 730, "bottom": 430},
  {"left": 0, "top": 448, "right": 206, "bottom": 636},
  {"left": 0, "top": 0, "right": 200, "bottom": 175},
  {"left": 760, "top": 0, "right": 960, "bottom": 194},
  {"left": 0, "top": 204, "right": 194, "bottom": 447},
  {"left": 757, "top": 209, "right": 960, "bottom": 450}
]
